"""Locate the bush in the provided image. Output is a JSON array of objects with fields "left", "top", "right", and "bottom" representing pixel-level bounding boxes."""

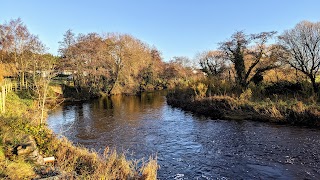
[
  {"left": 239, "top": 88, "right": 252, "bottom": 102},
  {"left": 265, "top": 81, "right": 304, "bottom": 96},
  {"left": 191, "top": 82, "right": 208, "bottom": 98}
]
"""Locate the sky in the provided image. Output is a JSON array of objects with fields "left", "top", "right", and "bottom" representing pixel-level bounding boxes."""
[{"left": 2, "top": 0, "right": 320, "bottom": 61}]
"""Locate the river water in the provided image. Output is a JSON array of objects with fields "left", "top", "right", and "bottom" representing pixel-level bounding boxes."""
[{"left": 47, "top": 91, "right": 320, "bottom": 179}]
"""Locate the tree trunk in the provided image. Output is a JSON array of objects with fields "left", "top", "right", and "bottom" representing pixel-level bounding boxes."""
[
  {"left": 310, "top": 76, "right": 318, "bottom": 94},
  {"left": 108, "top": 73, "right": 119, "bottom": 95},
  {"left": 234, "top": 48, "right": 247, "bottom": 89},
  {"left": 40, "top": 82, "right": 48, "bottom": 125}
]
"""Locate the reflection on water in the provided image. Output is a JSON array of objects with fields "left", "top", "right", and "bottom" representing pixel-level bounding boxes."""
[{"left": 48, "top": 91, "right": 320, "bottom": 179}]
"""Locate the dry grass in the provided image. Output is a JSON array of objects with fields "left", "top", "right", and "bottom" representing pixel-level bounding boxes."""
[
  {"left": 264, "top": 105, "right": 283, "bottom": 119},
  {"left": 0, "top": 147, "right": 6, "bottom": 178},
  {"left": 0, "top": 92, "right": 158, "bottom": 179},
  {"left": 53, "top": 138, "right": 158, "bottom": 179},
  {"left": 292, "top": 101, "right": 305, "bottom": 113},
  {"left": 140, "top": 156, "right": 158, "bottom": 180},
  {"left": 5, "top": 161, "right": 36, "bottom": 179},
  {"left": 167, "top": 87, "right": 320, "bottom": 126}
]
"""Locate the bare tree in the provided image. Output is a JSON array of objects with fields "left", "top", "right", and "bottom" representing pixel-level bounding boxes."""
[
  {"left": 219, "top": 31, "right": 277, "bottom": 88},
  {"left": 170, "top": 56, "right": 192, "bottom": 68},
  {"left": 0, "top": 18, "right": 32, "bottom": 85},
  {"left": 29, "top": 36, "right": 57, "bottom": 125},
  {"left": 167, "top": 56, "right": 195, "bottom": 82},
  {"left": 278, "top": 21, "right": 320, "bottom": 93},
  {"left": 198, "top": 50, "right": 227, "bottom": 77},
  {"left": 58, "top": 29, "right": 76, "bottom": 56}
]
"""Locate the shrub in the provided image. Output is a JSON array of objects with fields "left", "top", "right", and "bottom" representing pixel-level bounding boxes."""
[
  {"left": 264, "top": 81, "right": 303, "bottom": 96},
  {"left": 239, "top": 88, "right": 252, "bottom": 102},
  {"left": 191, "top": 82, "right": 208, "bottom": 98}
]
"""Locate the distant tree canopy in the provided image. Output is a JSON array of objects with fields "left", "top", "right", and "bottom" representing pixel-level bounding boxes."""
[
  {"left": 58, "top": 30, "right": 194, "bottom": 95},
  {"left": 165, "top": 56, "right": 196, "bottom": 84},
  {"left": 0, "top": 18, "right": 198, "bottom": 100},
  {"left": 3, "top": 18, "right": 320, "bottom": 97}
]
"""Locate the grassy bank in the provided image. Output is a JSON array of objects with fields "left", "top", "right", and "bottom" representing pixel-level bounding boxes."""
[
  {"left": 167, "top": 88, "right": 320, "bottom": 127},
  {"left": 0, "top": 91, "right": 158, "bottom": 179}
]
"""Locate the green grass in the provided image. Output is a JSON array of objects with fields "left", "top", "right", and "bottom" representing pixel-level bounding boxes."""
[{"left": 4, "top": 92, "right": 34, "bottom": 118}]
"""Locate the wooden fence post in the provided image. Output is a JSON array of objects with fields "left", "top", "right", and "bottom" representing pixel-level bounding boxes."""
[
  {"left": 0, "top": 80, "right": 17, "bottom": 114},
  {"left": 2, "top": 87, "right": 5, "bottom": 113}
]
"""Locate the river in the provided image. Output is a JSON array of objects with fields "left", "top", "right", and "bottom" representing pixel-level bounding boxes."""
[{"left": 47, "top": 91, "right": 320, "bottom": 179}]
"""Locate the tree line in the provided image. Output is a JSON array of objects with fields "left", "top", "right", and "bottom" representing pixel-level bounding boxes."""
[
  {"left": 197, "top": 21, "right": 320, "bottom": 95},
  {"left": 0, "top": 18, "right": 57, "bottom": 123},
  {"left": 58, "top": 30, "right": 193, "bottom": 95},
  {"left": 0, "top": 18, "right": 196, "bottom": 99},
  {"left": 1, "top": 18, "right": 320, "bottom": 100}
]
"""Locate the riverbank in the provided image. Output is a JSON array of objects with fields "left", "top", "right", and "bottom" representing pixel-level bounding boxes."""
[
  {"left": 167, "top": 89, "right": 320, "bottom": 127},
  {"left": 0, "top": 91, "right": 157, "bottom": 179}
]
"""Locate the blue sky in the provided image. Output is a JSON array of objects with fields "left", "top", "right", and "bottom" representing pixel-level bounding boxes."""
[{"left": 2, "top": 0, "right": 320, "bottom": 61}]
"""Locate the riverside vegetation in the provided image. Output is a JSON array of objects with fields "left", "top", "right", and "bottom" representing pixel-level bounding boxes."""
[
  {"left": 167, "top": 84, "right": 320, "bottom": 127},
  {"left": 168, "top": 21, "right": 320, "bottom": 127},
  {"left": 1, "top": 17, "right": 320, "bottom": 179},
  {"left": 0, "top": 91, "right": 158, "bottom": 179},
  {"left": 0, "top": 18, "right": 165, "bottom": 179},
  {"left": 0, "top": 18, "right": 195, "bottom": 179}
]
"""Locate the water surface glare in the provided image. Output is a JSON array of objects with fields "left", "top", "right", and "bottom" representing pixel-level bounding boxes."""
[{"left": 47, "top": 92, "right": 320, "bottom": 179}]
